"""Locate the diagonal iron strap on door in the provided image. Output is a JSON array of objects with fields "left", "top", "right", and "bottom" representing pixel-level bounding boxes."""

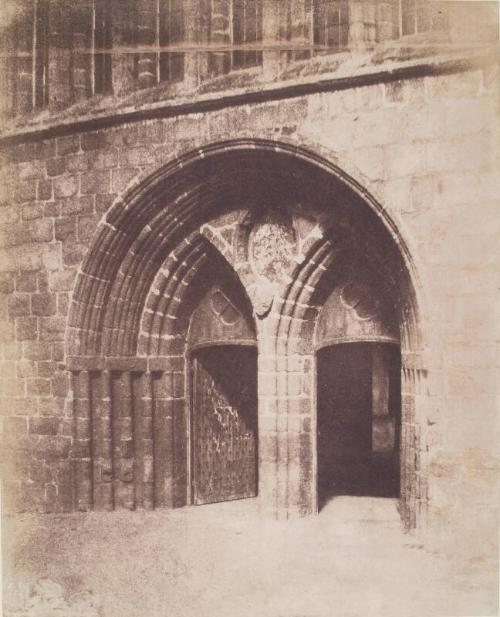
[{"left": 191, "top": 345, "right": 258, "bottom": 505}]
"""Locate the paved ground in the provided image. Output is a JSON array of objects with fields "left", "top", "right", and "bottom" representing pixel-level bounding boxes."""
[{"left": 2, "top": 497, "right": 498, "bottom": 617}]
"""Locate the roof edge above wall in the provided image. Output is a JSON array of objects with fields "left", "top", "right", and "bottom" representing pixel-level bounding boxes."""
[{"left": 0, "top": 48, "right": 497, "bottom": 147}]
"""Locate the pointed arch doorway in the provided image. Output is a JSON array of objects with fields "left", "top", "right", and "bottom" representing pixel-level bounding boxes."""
[
  {"left": 313, "top": 271, "right": 402, "bottom": 510},
  {"left": 190, "top": 345, "right": 257, "bottom": 504},
  {"left": 67, "top": 138, "right": 424, "bottom": 525},
  {"left": 317, "top": 342, "right": 401, "bottom": 508},
  {"left": 187, "top": 265, "right": 258, "bottom": 506}
]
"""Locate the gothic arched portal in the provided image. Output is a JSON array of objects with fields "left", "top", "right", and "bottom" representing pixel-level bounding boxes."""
[
  {"left": 186, "top": 256, "right": 258, "bottom": 505},
  {"left": 314, "top": 266, "right": 401, "bottom": 509},
  {"left": 66, "top": 139, "right": 425, "bottom": 527}
]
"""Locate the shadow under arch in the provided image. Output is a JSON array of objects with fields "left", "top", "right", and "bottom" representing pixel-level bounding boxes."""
[
  {"left": 186, "top": 254, "right": 258, "bottom": 506},
  {"left": 66, "top": 138, "right": 424, "bottom": 359},
  {"left": 272, "top": 219, "right": 425, "bottom": 525},
  {"left": 64, "top": 138, "right": 426, "bottom": 525}
]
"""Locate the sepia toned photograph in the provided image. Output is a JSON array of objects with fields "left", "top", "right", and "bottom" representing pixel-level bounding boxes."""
[{"left": 0, "top": 1, "right": 498, "bottom": 615}]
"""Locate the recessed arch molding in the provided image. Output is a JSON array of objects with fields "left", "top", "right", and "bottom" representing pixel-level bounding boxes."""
[{"left": 66, "top": 138, "right": 426, "bottom": 526}]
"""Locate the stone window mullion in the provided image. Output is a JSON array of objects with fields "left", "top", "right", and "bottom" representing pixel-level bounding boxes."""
[
  {"left": 289, "top": 0, "right": 313, "bottom": 62},
  {"left": 158, "top": 0, "right": 185, "bottom": 83},
  {"left": 156, "top": 0, "right": 161, "bottom": 84},
  {"left": 93, "top": 0, "right": 113, "bottom": 94},
  {"left": 135, "top": 0, "right": 158, "bottom": 89},
  {"left": 208, "top": 0, "right": 231, "bottom": 75},
  {"left": 232, "top": 0, "right": 263, "bottom": 70},
  {"left": 314, "top": 0, "right": 349, "bottom": 53},
  {"left": 33, "top": 0, "right": 50, "bottom": 108},
  {"left": 12, "top": 0, "right": 35, "bottom": 114},
  {"left": 399, "top": 0, "right": 449, "bottom": 37},
  {"left": 70, "top": 0, "right": 93, "bottom": 102},
  {"left": 110, "top": 0, "right": 137, "bottom": 95}
]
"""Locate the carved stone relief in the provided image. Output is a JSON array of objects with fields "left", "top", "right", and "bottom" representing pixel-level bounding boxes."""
[
  {"left": 201, "top": 206, "right": 327, "bottom": 319},
  {"left": 247, "top": 211, "right": 297, "bottom": 317},
  {"left": 249, "top": 211, "right": 297, "bottom": 282}
]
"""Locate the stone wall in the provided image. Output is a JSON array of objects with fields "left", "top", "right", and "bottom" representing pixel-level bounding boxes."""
[{"left": 0, "top": 51, "right": 498, "bottom": 555}]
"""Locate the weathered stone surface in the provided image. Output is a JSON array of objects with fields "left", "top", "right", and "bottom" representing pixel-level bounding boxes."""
[
  {"left": 53, "top": 175, "right": 78, "bottom": 199},
  {"left": 29, "top": 417, "right": 60, "bottom": 436},
  {"left": 0, "top": 16, "right": 497, "bottom": 613},
  {"left": 32, "top": 293, "right": 57, "bottom": 316},
  {"left": 250, "top": 212, "right": 297, "bottom": 283}
]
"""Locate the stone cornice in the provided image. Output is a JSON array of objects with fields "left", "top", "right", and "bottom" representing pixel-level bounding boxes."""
[{"left": 0, "top": 48, "right": 496, "bottom": 146}]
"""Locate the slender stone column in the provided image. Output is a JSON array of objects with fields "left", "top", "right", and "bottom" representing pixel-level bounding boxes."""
[
  {"left": 208, "top": 0, "right": 231, "bottom": 76},
  {"left": 71, "top": 1, "right": 93, "bottom": 102},
  {"left": 255, "top": 316, "right": 278, "bottom": 516},
  {"left": 111, "top": 0, "right": 138, "bottom": 95},
  {"left": 183, "top": 0, "right": 210, "bottom": 87},
  {"left": 348, "top": 0, "right": 397, "bottom": 48},
  {"left": 289, "top": 0, "right": 313, "bottom": 61},
  {"left": 152, "top": 371, "right": 175, "bottom": 507},
  {"left": 141, "top": 372, "right": 155, "bottom": 510},
  {"left": 400, "top": 351, "right": 428, "bottom": 530},
  {"left": 48, "top": 0, "right": 73, "bottom": 109},
  {"left": 13, "top": 1, "right": 34, "bottom": 114},
  {"left": 111, "top": 371, "right": 135, "bottom": 509},
  {"left": 348, "top": 0, "right": 367, "bottom": 50},
  {"left": 92, "top": 370, "right": 114, "bottom": 511},
  {"left": 136, "top": 0, "right": 158, "bottom": 89},
  {"left": 376, "top": 1, "right": 397, "bottom": 42},
  {"left": 73, "top": 371, "right": 93, "bottom": 511},
  {"left": 0, "top": 36, "right": 10, "bottom": 116},
  {"left": 262, "top": 0, "right": 282, "bottom": 78}
]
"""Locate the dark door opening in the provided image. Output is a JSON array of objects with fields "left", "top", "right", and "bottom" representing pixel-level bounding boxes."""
[
  {"left": 317, "top": 343, "right": 401, "bottom": 509},
  {"left": 191, "top": 345, "right": 258, "bottom": 505}
]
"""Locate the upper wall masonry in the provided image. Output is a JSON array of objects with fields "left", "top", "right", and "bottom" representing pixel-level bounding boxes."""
[{"left": 0, "top": 0, "right": 497, "bottom": 131}]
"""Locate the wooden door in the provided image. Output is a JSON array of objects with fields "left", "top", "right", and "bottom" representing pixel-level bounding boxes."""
[{"left": 191, "top": 345, "right": 257, "bottom": 505}]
